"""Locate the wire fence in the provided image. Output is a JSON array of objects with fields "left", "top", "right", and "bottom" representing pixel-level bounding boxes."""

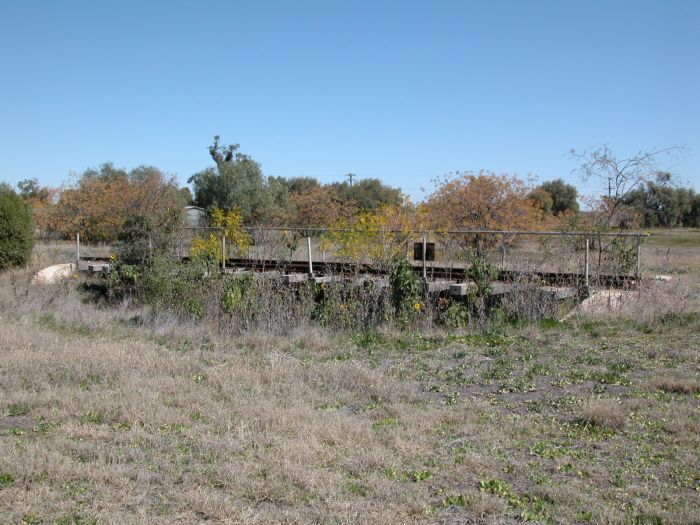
[{"left": 170, "top": 226, "right": 647, "bottom": 285}]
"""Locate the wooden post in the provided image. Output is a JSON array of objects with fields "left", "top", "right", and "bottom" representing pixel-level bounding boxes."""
[
  {"left": 422, "top": 235, "right": 427, "bottom": 279},
  {"left": 307, "top": 237, "right": 313, "bottom": 276},
  {"left": 584, "top": 237, "right": 589, "bottom": 288},
  {"left": 76, "top": 233, "right": 80, "bottom": 271},
  {"left": 222, "top": 233, "right": 226, "bottom": 270}
]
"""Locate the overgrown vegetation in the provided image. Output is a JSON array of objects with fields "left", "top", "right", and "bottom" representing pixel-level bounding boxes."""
[
  {"left": 0, "top": 235, "right": 698, "bottom": 523},
  {"left": 106, "top": 233, "right": 569, "bottom": 334}
]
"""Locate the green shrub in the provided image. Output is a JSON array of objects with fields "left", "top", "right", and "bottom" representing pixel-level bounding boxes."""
[
  {"left": 389, "top": 257, "right": 423, "bottom": 323},
  {"left": 0, "top": 184, "right": 35, "bottom": 271},
  {"left": 440, "top": 302, "right": 471, "bottom": 328},
  {"left": 221, "top": 274, "right": 256, "bottom": 313},
  {"left": 467, "top": 252, "right": 499, "bottom": 320}
]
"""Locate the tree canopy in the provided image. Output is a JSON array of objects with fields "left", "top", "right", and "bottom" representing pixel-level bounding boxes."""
[
  {"left": 189, "top": 137, "right": 404, "bottom": 225},
  {"left": 424, "top": 171, "right": 545, "bottom": 231},
  {"left": 49, "top": 163, "right": 185, "bottom": 242},
  {"left": 539, "top": 179, "right": 579, "bottom": 215},
  {"left": 188, "top": 137, "right": 279, "bottom": 223},
  {"left": 0, "top": 184, "right": 35, "bottom": 270},
  {"left": 330, "top": 178, "right": 403, "bottom": 211},
  {"left": 623, "top": 178, "right": 700, "bottom": 227}
]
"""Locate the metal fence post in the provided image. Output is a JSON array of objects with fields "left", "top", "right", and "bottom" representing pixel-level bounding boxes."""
[
  {"left": 222, "top": 233, "right": 226, "bottom": 270},
  {"left": 422, "top": 235, "right": 427, "bottom": 279},
  {"left": 501, "top": 236, "right": 506, "bottom": 269},
  {"left": 307, "top": 237, "right": 313, "bottom": 276},
  {"left": 635, "top": 234, "right": 641, "bottom": 280},
  {"left": 584, "top": 237, "right": 589, "bottom": 288},
  {"left": 76, "top": 232, "right": 80, "bottom": 271}
]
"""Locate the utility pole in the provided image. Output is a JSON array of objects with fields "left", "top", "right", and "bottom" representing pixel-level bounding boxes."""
[
  {"left": 346, "top": 173, "right": 356, "bottom": 187},
  {"left": 607, "top": 177, "right": 612, "bottom": 198}
]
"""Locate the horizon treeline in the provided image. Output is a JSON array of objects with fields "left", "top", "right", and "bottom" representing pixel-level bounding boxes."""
[{"left": 6, "top": 137, "right": 700, "bottom": 243}]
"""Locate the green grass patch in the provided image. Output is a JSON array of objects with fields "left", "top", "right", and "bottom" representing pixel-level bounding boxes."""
[{"left": 0, "top": 473, "right": 15, "bottom": 487}]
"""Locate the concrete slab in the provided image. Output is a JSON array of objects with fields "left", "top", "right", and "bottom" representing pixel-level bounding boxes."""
[
  {"left": 449, "top": 282, "right": 476, "bottom": 297},
  {"left": 313, "top": 276, "right": 342, "bottom": 284},
  {"left": 654, "top": 275, "right": 673, "bottom": 282},
  {"left": 490, "top": 282, "right": 516, "bottom": 295},
  {"left": 540, "top": 286, "right": 578, "bottom": 300},
  {"left": 560, "top": 289, "right": 636, "bottom": 321},
  {"left": 428, "top": 280, "right": 456, "bottom": 292},
  {"left": 283, "top": 273, "right": 307, "bottom": 284}
]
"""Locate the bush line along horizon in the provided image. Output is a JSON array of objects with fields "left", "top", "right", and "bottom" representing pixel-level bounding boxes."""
[{"left": 9, "top": 139, "right": 698, "bottom": 245}]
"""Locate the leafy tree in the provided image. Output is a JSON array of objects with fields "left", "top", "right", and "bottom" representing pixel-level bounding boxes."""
[
  {"left": 210, "top": 207, "right": 250, "bottom": 255},
  {"left": 425, "top": 171, "right": 545, "bottom": 231},
  {"left": 0, "top": 184, "right": 35, "bottom": 270},
  {"left": 263, "top": 176, "right": 295, "bottom": 223},
  {"left": 16, "top": 178, "right": 56, "bottom": 238},
  {"left": 528, "top": 187, "right": 554, "bottom": 216},
  {"left": 116, "top": 208, "right": 183, "bottom": 265},
  {"left": 286, "top": 176, "right": 322, "bottom": 194},
  {"left": 188, "top": 136, "right": 288, "bottom": 223},
  {"left": 676, "top": 187, "right": 697, "bottom": 226},
  {"left": 689, "top": 195, "right": 700, "bottom": 227},
  {"left": 51, "top": 163, "right": 184, "bottom": 242},
  {"left": 291, "top": 185, "right": 354, "bottom": 228},
  {"left": 623, "top": 177, "right": 696, "bottom": 227},
  {"left": 424, "top": 171, "right": 548, "bottom": 256},
  {"left": 330, "top": 178, "right": 402, "bottom": 211},
  {"left": 178, "top": 187, "right": 193, "bottom": 205},
  {"left": 324, "top": 204, "right": 421, "bottom": 270},
  {"left": 18, "top": 178, "right": 48, "bottom": 201},
  {"left": 539, "top": 179, "right": 579, "bottom": 215}
]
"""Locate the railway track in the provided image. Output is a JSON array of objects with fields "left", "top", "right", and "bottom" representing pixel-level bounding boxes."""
[
  {"left": 224, "top": 258, "right": 637, "bottom": 287},
  {"left": 83, "top": 256, "right": 638, "bottom": 288}
]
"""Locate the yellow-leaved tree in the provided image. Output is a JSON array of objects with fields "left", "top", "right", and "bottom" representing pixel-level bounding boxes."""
[
  {"left": 323, "top": 203, "right": 425, "bottom": 270},
  {"left": 211, "top": 207, "right": 250, "bottom": 256},
  {"left": 190, "top": 207, "right": 250, "bottom": 267}
]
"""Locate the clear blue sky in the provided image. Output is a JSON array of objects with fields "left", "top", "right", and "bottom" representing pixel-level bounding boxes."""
[{"left": 1, "top": 0, "right": 698, "bottom": 202}]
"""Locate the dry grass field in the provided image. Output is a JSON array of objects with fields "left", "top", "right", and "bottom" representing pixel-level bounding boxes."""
[{"left": 1, "top": 231, "right": 699, "bottom": 524}]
